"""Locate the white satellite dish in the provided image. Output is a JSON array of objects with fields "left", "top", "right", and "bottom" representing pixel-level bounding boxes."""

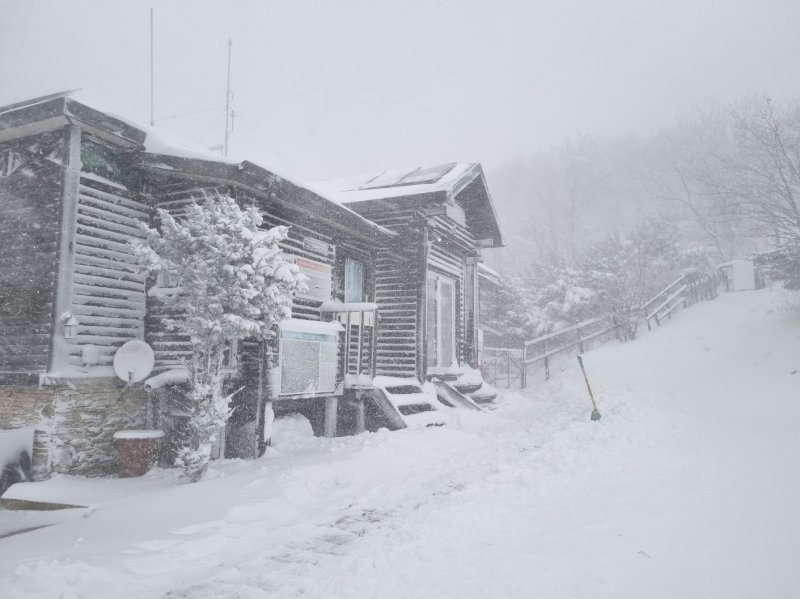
[{"left": 113, "top": 340, "right": 155, "bottom": 383}]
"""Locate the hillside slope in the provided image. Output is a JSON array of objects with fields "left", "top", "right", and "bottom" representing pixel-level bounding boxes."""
[{"left": 2, "top": 287, "right": 799, "bottom": 598}]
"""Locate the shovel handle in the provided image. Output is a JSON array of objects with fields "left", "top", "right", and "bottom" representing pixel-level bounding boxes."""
[{"left": 577, "top": 355, "right": 598, "bottom": 410}]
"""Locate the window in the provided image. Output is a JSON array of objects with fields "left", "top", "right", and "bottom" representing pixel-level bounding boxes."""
[
  {"left": 426, "top": 272, "right": 456, "bottom": 369},
  {"left": 344, "top": 258, "right": 364, "bottom": 303}
]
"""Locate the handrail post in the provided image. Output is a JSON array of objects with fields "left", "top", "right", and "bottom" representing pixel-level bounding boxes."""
[
  {"left": 344, "top": 311, "right": 352, "bottom": 374},
  {"left": 543, "top": 337, "right": 549, "bottom": 381},
  {"left": 370, "top": 308, "right": 378, "bottom": 377},
  {"left": 521, "top": 343, "right": 527, "bottom": 389},
  {"left": 356, "top": 310, "right": 364, "bottom": 376},
  {"left": 493, "top": 348, "right": 498, "bottom": 387}
]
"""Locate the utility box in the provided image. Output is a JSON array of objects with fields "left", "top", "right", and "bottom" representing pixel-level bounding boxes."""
[
  {"left": 720, "top": 259, "right": 756, "bottom": 291},
  {"left": 277, "top": 319, "right": 343, "bottom": 398}
]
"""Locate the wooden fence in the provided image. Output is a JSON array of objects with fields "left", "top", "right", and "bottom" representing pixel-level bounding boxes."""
[
  {"left": 515, "top": 270, "right": 724, "bottom": 389},
  {"left": 520, "top": 315, "right": 619, "bottom": 387},
  {"left": 643, "top": 272, "right": 721, "bottom": 331}
]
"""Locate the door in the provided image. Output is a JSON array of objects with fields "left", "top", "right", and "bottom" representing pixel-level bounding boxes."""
[{"left": 426, "top": 271, "right": 456, "bottom": 370}]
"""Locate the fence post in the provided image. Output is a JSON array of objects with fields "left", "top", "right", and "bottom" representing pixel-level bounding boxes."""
[
  {"left": 520, "top": 343, "right": 527, "bottom": 389},
  {"left": 577, "top": 326, "right": 585, "bottom": 354},
  {"left": 543, "top": 337, "right": 550, "bottom": 381},
  {"left": 506, "top": 350, "right": 511, "bottom": 388}
]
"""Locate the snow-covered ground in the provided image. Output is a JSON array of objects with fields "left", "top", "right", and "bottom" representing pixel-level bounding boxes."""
[{"left": 2, "top": 287, "right": 799, "bottom": 598}]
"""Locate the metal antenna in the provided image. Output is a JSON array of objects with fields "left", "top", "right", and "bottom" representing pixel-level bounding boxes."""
[
  {"left": 223, "top": 37, "right": 233, "bottom": 156},
  {"left": 150, "top": 8, "right": 155, "bottom": 126}
]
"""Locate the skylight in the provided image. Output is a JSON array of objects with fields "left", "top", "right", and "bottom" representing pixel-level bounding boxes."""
[{"left": 358, "top": 162, "right": 457, "bottom": 190}]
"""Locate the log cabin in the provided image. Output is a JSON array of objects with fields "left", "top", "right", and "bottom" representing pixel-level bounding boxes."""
[{"left": 0, "top": 93, "right": 504, "bottom": 481}]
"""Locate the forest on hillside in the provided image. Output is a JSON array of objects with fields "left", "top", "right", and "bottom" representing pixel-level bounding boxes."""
[{"left": 483, "top": 94, "right": 800, "bottom": 343}]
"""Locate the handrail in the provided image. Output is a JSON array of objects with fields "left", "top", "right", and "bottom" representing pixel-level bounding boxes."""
[
  {"left": 322, "top": 304, "right": 378, "bottom": 381},
  {"left": 646, "top": 285, "right": 687, "bottom": 322},
  {"left": 520, "top": 314, "right": 619, "bottom": 386},
  {"left": 640, "top": 274, "right": 686, "bottom": 313},
  {"left": 523, "top": 315, "right": 611, "bottom": 348},
  {"left": 517, "top": 270, "right": 722, "bottom": 389}
]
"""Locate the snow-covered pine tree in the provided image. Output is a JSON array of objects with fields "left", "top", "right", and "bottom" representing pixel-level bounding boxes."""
[{"left": 133, "top": 193, "right": 305, "bottom": 481}]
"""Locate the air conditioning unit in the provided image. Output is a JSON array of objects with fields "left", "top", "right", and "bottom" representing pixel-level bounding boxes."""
[{"left": 278, "top": 319, "right": 343, "bottom": 397}]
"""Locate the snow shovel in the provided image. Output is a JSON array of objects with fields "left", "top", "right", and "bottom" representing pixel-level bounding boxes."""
[{"left": 576, "top": 355, "right": 601, "bottom": 421}]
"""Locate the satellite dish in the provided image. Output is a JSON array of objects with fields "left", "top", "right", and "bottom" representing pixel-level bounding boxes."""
[{"left": 113, "top": 340, "right": 155, "bottom": 383}]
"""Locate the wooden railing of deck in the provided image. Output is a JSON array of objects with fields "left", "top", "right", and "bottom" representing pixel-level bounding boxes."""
[{"left": 320, "top": 302, "right": 378, "bottom": 385}]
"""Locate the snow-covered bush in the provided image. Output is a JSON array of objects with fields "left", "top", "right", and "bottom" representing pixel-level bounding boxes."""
[
  {"left": 483, "top": 219, "right": 699, "bottom": 345},
  {"left": 133, "top": 193, "right": 305, "bottom": 481}
]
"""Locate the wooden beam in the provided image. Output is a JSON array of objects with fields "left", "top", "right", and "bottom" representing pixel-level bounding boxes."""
[{"left": 49, "top": 125, "right": 82, "bottom": 373}]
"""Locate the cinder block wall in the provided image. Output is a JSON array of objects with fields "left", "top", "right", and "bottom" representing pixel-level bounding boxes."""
[{"left": 0, "top": 380, "right": 149, "bottom": 479}]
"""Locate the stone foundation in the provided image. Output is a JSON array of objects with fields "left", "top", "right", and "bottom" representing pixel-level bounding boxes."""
[{"left": 0, "top": 379, "right": 149, "bottom": 479}]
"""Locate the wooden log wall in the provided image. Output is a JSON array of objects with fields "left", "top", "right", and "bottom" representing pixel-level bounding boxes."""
[
  {"left": 0, "top": 135, "right": 63, "bottom": 373},
  {"left": 349, "top": 199, "right": 478, "bottom": 379},
  {"left": 349, "top": 206, "right": 423, "bottom": 379},
  {"left": 66, "top": 175, "right": 149, "bottom": 368},
  {"left": 145, "top": 181, "right": 378, "bottom": 385}
]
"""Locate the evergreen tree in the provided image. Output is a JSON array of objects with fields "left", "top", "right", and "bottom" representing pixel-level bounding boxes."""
[{"left": 133, "top": 193, "right": 305, "bottom": 481}]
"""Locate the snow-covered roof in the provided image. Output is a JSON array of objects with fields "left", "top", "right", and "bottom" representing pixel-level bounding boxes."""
[
  {"left": 478, "top": 262, "right": 503, "bottom": 286},
  {"left": 314, "top": 161, "right": 504, "bottom": 248},
  {"left": 312, "top": 162, "right": 479, "bottom": 205},
  {"left": 0, "top": 93, "right": 395, "bottom": 241}
]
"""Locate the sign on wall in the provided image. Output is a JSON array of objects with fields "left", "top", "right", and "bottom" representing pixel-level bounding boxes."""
[{"left": 290, "top": 256, "right": 332, "bottom": 301}]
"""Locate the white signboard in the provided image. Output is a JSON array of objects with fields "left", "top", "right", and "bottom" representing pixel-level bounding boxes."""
[{"left": 291, "top": 256, "right": 332, "bottom": 301}]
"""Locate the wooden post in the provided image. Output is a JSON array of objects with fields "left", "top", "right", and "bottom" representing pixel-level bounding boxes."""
[
  {"left": 324, "top": 396, "right": 338, "bottom": 438},
  {"left": 356, "top": 310, "right": 364, "bottom": 376},
  {"left": 344, "top": 311, "right": 352, "bottom": 375},
  {"left": 543, "top": 337, "right": 549, "bottom": 381},
  {"left": 520, "top": 344, "right": 527, "bottom": 389},
  {"left": 355, "top": 394, "right": 365, "bottom": 433},
  {"left": 506, "top": 349, "right": 511, "bottom": 388},
  {"left": 370, "top": 308, "right": 378, "bottom": 377},
  {"left": 577, "top": 326, "right": 585, "bottom": 354},
  {"left": 50, "top": 124, "right": 82, "bottom": 373}
]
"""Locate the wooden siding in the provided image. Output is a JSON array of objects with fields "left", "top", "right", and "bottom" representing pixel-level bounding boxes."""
[
  {"left": 0, "top": 138, "right": 63, "bottom": 372},
  {"left": 373, "top": 246, "right": 422, "bottom": 377},
  {"left": 65, "top": 175, "right": 149, "bottom": 368},
  {"left": 144, "top": 181, "right": 212, "bottom": 373},
  {"left": 350, "top": 206, "right": 423, "bottom": 378},
  {"left": 346, "top": 200, "right": 478, "bottom": 379}
]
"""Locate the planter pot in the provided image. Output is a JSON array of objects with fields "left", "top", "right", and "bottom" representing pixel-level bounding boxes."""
[{"left": 114, "top": 430, "right": 164, "bottom": 477}]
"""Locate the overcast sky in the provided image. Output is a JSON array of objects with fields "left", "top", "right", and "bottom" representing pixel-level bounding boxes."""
[{"left": 2, "top": 0, "right": 800, "bottom": 181}]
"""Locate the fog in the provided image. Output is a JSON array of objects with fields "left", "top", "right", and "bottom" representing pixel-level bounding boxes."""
[{"left": 3, "top": 0, "right": 800, "bottom": 181}]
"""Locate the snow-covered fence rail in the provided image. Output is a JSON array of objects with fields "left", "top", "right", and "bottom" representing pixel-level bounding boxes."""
[
  {"left": 643, "top": 272, "right": 721, "bottom": 331},
  {"left": 520, "top": 315, "right": 619, "bottom": 387},
  {"left": 516, "top": 271, "right": 723, "bottom": 389},
  {"left": 482, "top": 347, "right": 524, "bottom": 389}
]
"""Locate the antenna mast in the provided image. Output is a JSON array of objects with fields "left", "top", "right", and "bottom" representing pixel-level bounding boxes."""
[
  {"left": 223, "top": 37, "right": 233, "bottom": 156},
  {"left": 149, "top": 8, "right": 155, "bottom": 126}
]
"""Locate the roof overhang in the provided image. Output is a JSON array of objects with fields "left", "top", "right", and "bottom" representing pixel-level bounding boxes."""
[
  {"left": 0, "top": 95, "right": 145, "bottom": 148},
  {"left": 341, "top": 165, "right": 504, "bottom": 248},
  {"left": 141, "top": 154, "right": 396, "bottom": 244}
]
